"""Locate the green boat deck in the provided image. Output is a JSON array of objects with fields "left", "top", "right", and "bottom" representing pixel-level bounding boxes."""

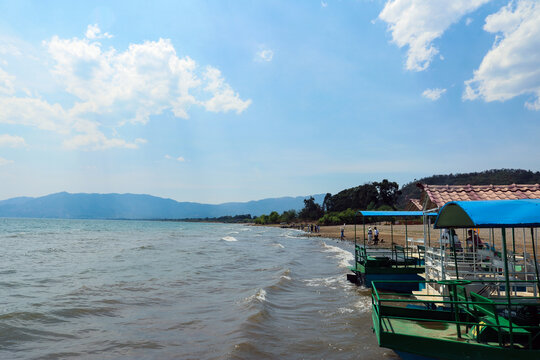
[{"left": 371, "top": 280, "right": 540, "bottom": 360}]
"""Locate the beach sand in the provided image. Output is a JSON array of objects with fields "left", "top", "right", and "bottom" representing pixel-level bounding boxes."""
[{"left": 288, "top": 223, "right": 538, "bottom": 253}]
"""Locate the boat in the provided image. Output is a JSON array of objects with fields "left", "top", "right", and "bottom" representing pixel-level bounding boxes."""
[
  {"left": 371, "top": 199, "right": 540, "bottom": 359},
  {"left": 348, "top": 210, "right": 436, "bottom": 292}
]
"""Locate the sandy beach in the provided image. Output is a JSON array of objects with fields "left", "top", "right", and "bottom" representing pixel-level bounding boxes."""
[{"left": 286, "top": 223, "right": 538, "bottom": 253}]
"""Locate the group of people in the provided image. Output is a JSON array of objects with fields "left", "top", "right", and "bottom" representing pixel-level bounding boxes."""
[
  {"left": 442, "top": 229, "right": 484, "bottom": 251},
  {"left": 368, "top": 226, "right": 380, "bottom": 245},
  {"left": 302, "top": 223, "right": 320, "bottom": 233}
]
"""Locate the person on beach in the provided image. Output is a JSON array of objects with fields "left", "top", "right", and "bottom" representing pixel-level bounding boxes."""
[
  {"left": 340, "top": 224, "right": 345, "bottom": 240},
  {"left": 368, "top": 227, "right": 373, "bottom": 244},
  {"left": 374, "top": 227, "right": 379, "bottom": 245}
]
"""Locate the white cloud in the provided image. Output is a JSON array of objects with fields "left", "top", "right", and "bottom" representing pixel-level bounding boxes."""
[
  {"left": 464, "top": 0, "right": 540, "bottom": 110},
  {"left": 379, "top": 0, "right": 492, "bottom": 71},
  {"left": 0, "top": 96, "right": 71, "bottom": 133},
  {"left": 256, "top": 49, "right": 274, "bottom": 62},
  {"left": 85, "top": 24, "right": 113, "bottom": 40},
  {"left": 422, "top": 88, "right": 447, "bottom": 100},
  {"left": 0, "top": 67, "right": 15, "bottom": 94},
  {"left": 0, "top": 26, "right": 251, "bottom": 151},
  {"left": 466, "top": 17, "right": 474, "bottom": 26},
  {"left": 0, "top": 157, "right": 13, "bottom": 166},
  {"left": 45, "top": 33, "right": 250, "bottom": 123},
  {"left": 0, "top": 134, "right": 26, "bottom": 148},
  {"left": 203, "top": 67, "right": 252, "bottom": 113},
  {"left": 165, "top": 154, "right": 185, "bottom": 162},
  {"left": 321, "top": 1, "right": 328, "bottom": 8}
]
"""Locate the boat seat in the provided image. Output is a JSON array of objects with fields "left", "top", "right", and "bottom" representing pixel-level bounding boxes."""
[{"left": 469, "top": 292, "right": 531, "bottom": 336}]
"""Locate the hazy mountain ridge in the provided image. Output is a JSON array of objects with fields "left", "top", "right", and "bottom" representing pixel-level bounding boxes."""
[{"left": 0, "top": 192, "right": 325, "bottom": 219}]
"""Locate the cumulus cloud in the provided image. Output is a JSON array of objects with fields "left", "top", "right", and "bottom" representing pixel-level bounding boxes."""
[
  {"left": 85, "top": 24, "right": 113, "bottom": 39},
  {"left": 0, "top": 26, "right": 251, "bottom": 151},
  {"left": 0, "top": 134, "right": 26, "bottom": 147},
  {"left": 256, "top": 49, "right": 274, "bottom": 62},
  {"left": 203, "top": 67, "right": 252, "bottom": 113},
  {"left": 379, "top": 0, "right": 492, "bottom": 71},
  {"left": 463, "top": 0, "right": 540, "bottom": 110},
  {"left": 422, "top": 88, "right": 447, "bottom": 100}
]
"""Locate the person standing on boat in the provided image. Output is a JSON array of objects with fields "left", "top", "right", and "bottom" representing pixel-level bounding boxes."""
[
  {"left": 442, "top": 229, "right": 462, "bottom": 251},
  {"left": 368, "top": 227, "right": 373, "bottom": 244},
  {"left": 466, "top": 229, "right": 483, "bottom": 250},
  {"left": 374, "top": 227, "right": 379, "bottom": 245}
]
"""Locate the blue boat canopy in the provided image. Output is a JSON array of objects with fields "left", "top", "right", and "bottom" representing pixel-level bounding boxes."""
[
  {"left": 434, "top": 199, "right": 540, "bottom": 229},
  {"left": 357, "top": 210, "right": 437, "bottom": 218}
]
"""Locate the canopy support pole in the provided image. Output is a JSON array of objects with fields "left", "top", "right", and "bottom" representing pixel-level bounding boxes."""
[
  {"left": 501, "top": 229, "right": 514, "bottom": 348},
  {"left": 530, "top": 228, "right": 540, "bottom": 294}
]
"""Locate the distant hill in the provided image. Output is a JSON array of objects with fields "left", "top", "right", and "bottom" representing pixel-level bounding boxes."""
[
  {"left": 0, "top": 192, "right": 325, "bottom": 220},
  {"left": 396, "top": 169, "right": 540, "bottom": 208}
]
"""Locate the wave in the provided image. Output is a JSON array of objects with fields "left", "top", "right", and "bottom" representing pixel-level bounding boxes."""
[
  {"left": 221, "top": 236, "right": 238, "bottom": 242},
  {"left": 0, "top": 311, "right": 63, "bottom": 324},
  {"left": 51, "top": 306, "right": 117, "bottom": 319},
  {"left": 133, "top": 245, "right": 156, "bottom": 251},
  {"left": 303, "top": 275, "right": 347, "bottom": 290},
  {"left": 321, "top": 242, "right": 354, "bottom": 268},
  {"left": 353, "top": 297, "right": 372, "bottom": 313},
  {"left": 242, "top": 288, "right": 268, "bottom": 307},
  {"left": 271, "top": 243, "right": 284, "bottom": 249}
]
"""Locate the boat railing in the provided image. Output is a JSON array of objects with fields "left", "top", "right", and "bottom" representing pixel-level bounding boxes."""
[
  {"left": 372, "top": 279, "right": 540, "bottom": 350},
  {"left": 355, "top": 244, "right": 422, "bottom": 268}
]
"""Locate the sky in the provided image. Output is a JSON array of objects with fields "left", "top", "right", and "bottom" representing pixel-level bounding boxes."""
[{"left": 0, "top": 0, "right": 539, "bottom": 204}]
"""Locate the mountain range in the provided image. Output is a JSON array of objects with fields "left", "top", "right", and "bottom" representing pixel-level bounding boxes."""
[{"left": 0, "top": 192, "right": 325, "bottom": 220}]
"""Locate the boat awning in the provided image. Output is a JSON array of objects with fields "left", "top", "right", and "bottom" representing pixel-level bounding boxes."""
[
  {"left": 434, "top": 199, "right": 540, "bottom": 229},
  {"left": 357, "top": 211, "right": 437, "bottom": 218}
]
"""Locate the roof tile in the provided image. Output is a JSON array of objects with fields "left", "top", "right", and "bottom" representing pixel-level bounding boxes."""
[{"left": 419, "top": 183, "right": 540, "bottom": 208}]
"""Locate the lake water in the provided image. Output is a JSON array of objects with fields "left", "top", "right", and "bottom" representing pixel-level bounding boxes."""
[{"left": 0, "top": 219, "right": 398, "bottom": 359}]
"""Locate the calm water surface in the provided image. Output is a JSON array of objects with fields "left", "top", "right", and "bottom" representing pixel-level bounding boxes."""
[{"left": 0, "top": 219, "right": 398, "bottom": 359}]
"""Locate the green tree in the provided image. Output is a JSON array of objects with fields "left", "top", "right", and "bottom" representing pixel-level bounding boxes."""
[
  {"left": 374, "top": 179, "right": 401, "bottom": 208},
  {"left": 299, "top": 196, "right": 324, "bottom": 220},
  {"left": 268, "top": 211, "right": 280, "bottom": 224},
  {"left": 280, "top": 209, "right": 297, "bottom": 223}
]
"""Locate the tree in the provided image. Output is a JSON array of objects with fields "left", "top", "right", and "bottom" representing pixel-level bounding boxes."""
[
  {"left": 298, "top": 196, "right": 324, "bottom": 220},
  {"left": 322, "top": 193, "right": 334, "bottom": 212},
  {"left": 280, "top": 209, "right": 297, "bottom": 223},
  {"left": 374, "top": 179, "right": 401, "bottom": 208},
  {"left": 268, "top": 211, "right": 280, "bottom": 224}
]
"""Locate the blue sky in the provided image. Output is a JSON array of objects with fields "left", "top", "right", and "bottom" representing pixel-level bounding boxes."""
[{"left": 0, "top": 0, "right": 539, "bottom": 203}]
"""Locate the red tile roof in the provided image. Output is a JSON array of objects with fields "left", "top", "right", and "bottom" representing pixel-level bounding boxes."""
[
  {"left": 404, "top": 198, "right": 422, "bottom": 211},
  {"left": 417, "top": 183, "right": 540, "bottom": 209}
]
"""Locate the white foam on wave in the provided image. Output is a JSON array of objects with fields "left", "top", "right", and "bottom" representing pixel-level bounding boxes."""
[
  {"left": 221, "top": 236, "right": 238, "bottom": 242},
  {"left": 245, "top": 288, "right": 267, "bottom": 303},
  {"left": 256, "top": 289, "right": 267, "bottom": 301},
  {"left": 353, "top": 298, "right": 371, "bottom": 313},
  {"left": 272, "top": 243, "right": 284, "bottom": 249},
  {"left": 337, "top": 307, "right": 354, "bottom": 314},
  {"left": 228, "top": 231, "right": 240, "bottom": 235},
  {"left": 321, "top": 242, "right": 354, "bottom": 268},
  {"left": 304, "top": 275, "right": 345, "bottom": 290}
]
